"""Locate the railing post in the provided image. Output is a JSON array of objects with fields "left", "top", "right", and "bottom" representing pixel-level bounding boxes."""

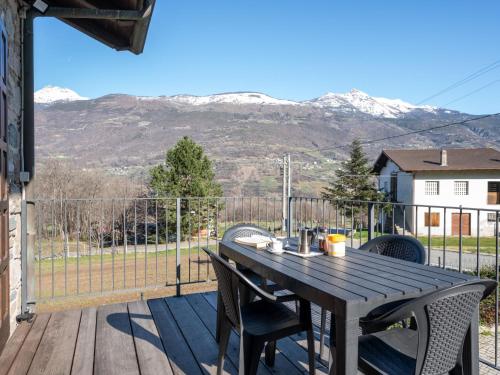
[
  {"left": 20, "top": 200, "right": 28, "bottom": 314},
  {"left": 176, "top": 198, "right": 181, "bottom": 297},
  {"left": 19, "top": 200, "right": 35, "bottom": 321},
  {"left": 367, "top": 203, "right": 375, "bottom": 241}
]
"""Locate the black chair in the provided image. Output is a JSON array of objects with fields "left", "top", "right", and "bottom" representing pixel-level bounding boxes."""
[
  {"left": 358, "top": 279, "right": 496, "bottom": 375},
  {"left": 358, "top": 234, "right": 426, "bottom": 264},
  {"left": 215, "top": 224, "right": 295, "bottom": 343},
  {"left": 204, "top": 248, "right": 316, "bottom": 375},
  {"left": 319, "top": 235, "right": 426, "bottom": 363}
]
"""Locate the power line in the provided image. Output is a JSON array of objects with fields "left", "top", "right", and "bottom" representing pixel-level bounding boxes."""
[
  {"left": 443, "top": 79, "right": 500, "bottom": 107},
  {"left": 294, "top": 112, "right": 500, "bottom": 155},
  {"left": 416, "top": 59, "right": 500, "bottom": 105}
]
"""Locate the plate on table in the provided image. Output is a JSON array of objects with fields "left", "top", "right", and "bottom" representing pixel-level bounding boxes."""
[{"left": 282, "top": 239, "right": 323, "bottom": 257}]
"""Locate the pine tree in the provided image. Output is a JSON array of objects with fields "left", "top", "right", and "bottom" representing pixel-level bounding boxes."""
[
  {"left": 150, "top": 136, "right": 222, "bottom": 198},
  {"left": 149, "top": 136, "right": 223, "bottom": 238},
  {"left": 322, "top": 139, "right": 382, "bottom": 202}
]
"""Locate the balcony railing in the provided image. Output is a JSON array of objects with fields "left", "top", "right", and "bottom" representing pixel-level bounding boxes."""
[{"left": 20, "top": 196, "right": 500, "bottom": 370}]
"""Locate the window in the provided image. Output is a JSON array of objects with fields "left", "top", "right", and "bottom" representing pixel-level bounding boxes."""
[
  {"left": 488, "top": 182, "right": 500, "bottom": 205},
  {"left": 425, "top": 181, "right": 439, "bottom": 195},
  {"left": 487, "top": 213, "right": 499, "bottom": 222},
  {"left": 425, "top": 212, "right": 440, "bottom": 227},
  {"left": 454, "top": 181, "right": 469, "bottom": 195},
  {"left": 390, "top": 173, "right": 397, "bottom": 201}
]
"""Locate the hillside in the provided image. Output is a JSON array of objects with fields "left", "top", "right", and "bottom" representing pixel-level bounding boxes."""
[{"left": 34, "top": 88, "right": 500, "bottom": 196}]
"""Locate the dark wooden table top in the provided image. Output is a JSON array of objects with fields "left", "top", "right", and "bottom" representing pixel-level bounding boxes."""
[{"left": 219, "top": 240, "right": 475, "bottom": 317}]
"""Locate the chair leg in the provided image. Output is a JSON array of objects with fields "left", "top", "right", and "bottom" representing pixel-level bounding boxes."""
[
  {"left": 319, "top": 308, "right": 327, "bottom": 362},
  {"left": 217, "top": 318, "right": 232, "bottom": 375},
  {"left": 240, "top": 332, "right": 264, "bottom": 375},
  {"left": 216, "top": 291, "right": 224, "bottom": 343},
  {"left": 264, "top": 340, "right": 276, "bottom": 367}
]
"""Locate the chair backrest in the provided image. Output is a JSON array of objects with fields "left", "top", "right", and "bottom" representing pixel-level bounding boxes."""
[
  {"left": 203, "top": 247, "right": 278, "bottom": 329},
  {"left": 359, "top": 235, "right": 425, "bottom": 264},
  {"left": 204, "top": 248, "right": 242, "bottom": 327},
  {"left": 222, "top": 223, "right": 273, "bottom": 242},
  {"left": 374, "top": 279, "right": 496, "bottom": 374}
]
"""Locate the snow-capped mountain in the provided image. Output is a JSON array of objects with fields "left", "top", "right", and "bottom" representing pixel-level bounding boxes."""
[
  {"left": 34, "top": 86, "right": 89, "bottom": 104},
  {"left": 36, "top": 85, "right": 439, "bottom": 118},
  {"left": 138, "top": 89, "right": 437, "bottom": 118},
  {"left": 306, "top": 89, "right": 436, "bottom": 118},
  {"left": 139, "top": 92, "right": 299, "bottom": 106}
]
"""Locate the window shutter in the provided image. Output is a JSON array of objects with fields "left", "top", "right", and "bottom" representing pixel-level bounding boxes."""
[{"left": 425, "top": 212, "right": 440, "bottom": 227}]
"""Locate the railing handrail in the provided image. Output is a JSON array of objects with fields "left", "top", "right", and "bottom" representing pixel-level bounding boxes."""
[{"left": 290, "top": 196, "right": 500, "bottom": 213}]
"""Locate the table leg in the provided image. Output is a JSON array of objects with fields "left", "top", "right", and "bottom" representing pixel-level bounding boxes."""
[{"left": 329, "top": 312, "right": 359, "bottom": 375}]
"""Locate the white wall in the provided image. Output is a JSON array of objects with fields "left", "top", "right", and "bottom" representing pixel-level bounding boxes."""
[
  {"left": 413, "top": 171, "right": 500, "bottom": 236},
  {"left": 377, "top": 160, "right": 414, "bottom": 230}
]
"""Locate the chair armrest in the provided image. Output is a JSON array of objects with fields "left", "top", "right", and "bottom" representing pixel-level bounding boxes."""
[
  {"left": 360, "top": 298, "right": 417, "bottom": 332},
  {"left": 360, "top": 298, "right": 415, "bottom": 333},
  {"left": 202, "top": 247, "right": 279, "bottom": 303},
  {"left": 275, "top": 293, "right": 299, "bottom": 303}
]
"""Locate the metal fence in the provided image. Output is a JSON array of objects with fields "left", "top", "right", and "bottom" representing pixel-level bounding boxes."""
[
  {"left": 23, "top": 196, "right": 288, "bottom": 304},
  {"left": 288, "top": 197, "right": 499, "bottom": 370},
  {"left": 21, "top": 196, "right": 500, "bottom": 370}
]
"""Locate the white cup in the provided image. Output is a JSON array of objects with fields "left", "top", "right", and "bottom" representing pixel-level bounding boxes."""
[{"left": 270, "top": 238, "right": 283, "bottom": 252}]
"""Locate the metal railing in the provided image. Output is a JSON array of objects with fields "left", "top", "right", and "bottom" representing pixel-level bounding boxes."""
[
  {"left": 21, "top": 195, "right": 500, "bottom": 370},
  {"left": 288, "top": 197, "right": 500, "bottom": 370},
  {"left": 24, "top": 196, "right": 288, "bottom": 304}
]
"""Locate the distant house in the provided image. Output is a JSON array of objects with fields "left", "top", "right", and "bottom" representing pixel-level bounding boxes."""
[{"left": 373, "top": 148, "right": 500, "bottom": 236}]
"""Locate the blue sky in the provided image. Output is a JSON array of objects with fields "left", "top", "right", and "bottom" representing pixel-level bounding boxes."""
[{"left": 35, "top": 1, "right": 500, "bottom": 114}]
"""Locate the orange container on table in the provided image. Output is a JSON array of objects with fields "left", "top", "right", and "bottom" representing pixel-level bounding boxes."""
[{"left": 326, "top": 234, "right": 346, "bottom": 257}]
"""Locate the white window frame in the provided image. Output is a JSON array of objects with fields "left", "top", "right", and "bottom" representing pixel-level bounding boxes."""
[
  {"left": 425, "top": 181, "right": 439, "bottom": 196},
  {"left": 454, "top": 181, "right": 469, "bottom": 196},
  {"left": 487, "top": 212, "right": 499, "bottom": 222}
]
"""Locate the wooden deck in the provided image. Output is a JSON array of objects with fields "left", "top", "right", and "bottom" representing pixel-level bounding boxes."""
[{"left": 0, "top": 292, "right": 332, "bottom": 375}]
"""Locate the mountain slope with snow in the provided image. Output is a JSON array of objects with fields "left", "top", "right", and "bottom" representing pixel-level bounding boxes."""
[
  {"left": 35, "top": 86, "right": 89, "bottom": 104},
  {"left": 139, "top": 92, "right": 299, "bottom": 106},
  {"left": 37, "top": 85, "right": 440, "bottom": 118},
  {"left": 306, "top": 89, "right": 436, "bottom": 118}
]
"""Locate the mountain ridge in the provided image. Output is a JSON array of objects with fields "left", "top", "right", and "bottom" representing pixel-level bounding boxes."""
[
  {"left": 34, "top": 87, "right": 500, "bottom": 196},
  {"left": 35, "top": 86, "right": 441, "bottom": 119}
]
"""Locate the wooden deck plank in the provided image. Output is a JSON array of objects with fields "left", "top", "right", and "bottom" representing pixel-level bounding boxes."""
[
  {"left": 0, "top": 319, "right": 33, "bottom": 375},
  {"left": 165, "top": 296, "right": 238, "bottom": 375},
  {"left": 27, "top": 309, "right": 81, "bottom": 375},
  {"left": 94, "top": 303, "right": 140, "bottom": 375},
  {"left": 7, "top": 314, "right": 51, "bottom": 375},
  {"left": 71, "top": 307, "right": 97, "bottom": 375},
  {"left": 128, "top": 300, "right": 173, "bottom": 375},
  {"left": 148, "top": 298, "right": 203, "bottom": 375}
]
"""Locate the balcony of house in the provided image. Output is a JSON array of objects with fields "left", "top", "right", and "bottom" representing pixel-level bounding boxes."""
[{"left": 1, "top": 196, "right": 499, "bottom": 375}]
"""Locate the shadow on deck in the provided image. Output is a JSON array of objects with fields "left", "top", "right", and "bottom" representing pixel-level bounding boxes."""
[{"left": 0, "top": 292, "right": 332, "bottom": 375}]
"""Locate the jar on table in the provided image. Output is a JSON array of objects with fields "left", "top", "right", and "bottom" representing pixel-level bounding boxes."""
[
  {"left": 326, "top": 234, "right": 346, "bottom": 257},
  {"left": 317, "top": 228, "right": 328, "bottom": 252}
]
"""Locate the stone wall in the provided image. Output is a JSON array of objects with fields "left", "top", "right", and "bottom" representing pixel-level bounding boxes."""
[{"left": 0, "top": 0, "right": 23, "bottom": 335}]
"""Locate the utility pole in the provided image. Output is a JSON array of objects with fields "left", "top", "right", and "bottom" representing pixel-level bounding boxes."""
[
  {"left": 287, "top": 154, "right": 291, "bottom": 198},
  {"left": 282, "top": 155, "right": 287, "bottom": 232},
  {"left": 287, "top": 154, "right": 292, "bottom": 236}
]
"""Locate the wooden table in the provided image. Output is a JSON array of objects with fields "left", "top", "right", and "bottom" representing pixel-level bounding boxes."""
[{"left": 219, "top": 240, "right": 478, "bottom": 375}]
